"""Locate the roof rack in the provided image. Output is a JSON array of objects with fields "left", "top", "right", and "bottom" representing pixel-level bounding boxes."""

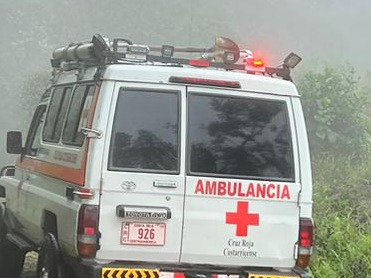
[{"left": 51, "top": 34, "right": 301, "bottom": 81}]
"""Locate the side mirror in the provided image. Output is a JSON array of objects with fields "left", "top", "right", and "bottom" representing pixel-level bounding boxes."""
[{"left": 7, "top": 131, "right": 23, "bottom": 154}]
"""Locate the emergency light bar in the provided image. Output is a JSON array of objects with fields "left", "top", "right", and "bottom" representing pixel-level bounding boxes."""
[{"left": 50, "top": 34, "right": 301, "bottom": 81}]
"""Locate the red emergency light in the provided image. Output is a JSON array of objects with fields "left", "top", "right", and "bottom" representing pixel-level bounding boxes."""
[
  {"left": 189, "top": 59, "right": 211, "bottom": 67},
  {"left": 246, "top": 57, "right": 265, "bottom": 67}
]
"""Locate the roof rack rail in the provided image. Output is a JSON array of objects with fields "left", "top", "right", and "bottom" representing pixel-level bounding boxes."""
[{"left": 50, "top": 34, "right": 301, "bottom": 81}]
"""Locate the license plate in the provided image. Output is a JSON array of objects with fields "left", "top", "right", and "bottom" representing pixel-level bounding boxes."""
[{"left": 121, "top": 222, "right": 166, "bottom": 246}]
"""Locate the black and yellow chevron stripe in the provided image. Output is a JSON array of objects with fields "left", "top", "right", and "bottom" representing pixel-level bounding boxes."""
[{"left": 102, "top": 268, "right": 160, "bottom": 278}]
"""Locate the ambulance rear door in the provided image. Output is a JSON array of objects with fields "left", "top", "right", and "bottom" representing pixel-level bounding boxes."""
[
  {"left": 98, "top": 82, "right": 186, "bottom": 263},
  {"left": 180, "top": 87, "right": 301, "bottom": 269}
]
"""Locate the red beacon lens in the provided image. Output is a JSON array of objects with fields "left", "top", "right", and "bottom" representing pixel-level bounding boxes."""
[
  {"left": 189, "top": 59, "right": 211, "bottom": 67},
  {"left": 246, "top": 57, "right": 265, "bottom": 67},
  {"left": 245, "top": 56, "right": 266, "bottom": 74},
  {"left": 253, "top": 59, "right": 264, "bottom": 67}
]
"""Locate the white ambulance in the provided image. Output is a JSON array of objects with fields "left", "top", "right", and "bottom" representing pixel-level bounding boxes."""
[{"left": 0, "top": 35, "right": 314, "bottom": 278}]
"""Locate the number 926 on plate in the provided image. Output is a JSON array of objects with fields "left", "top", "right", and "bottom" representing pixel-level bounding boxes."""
[{"left": 121, "top": 222, "right": 166, "bottom": 246}]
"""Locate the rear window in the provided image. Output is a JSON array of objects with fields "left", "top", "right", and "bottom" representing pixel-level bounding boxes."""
[
  {"left": 109, "top": 89, "right": 180, "bottom": 173},
  {"left": 188, "top": 93, "right": 294, "bottom": 181}
]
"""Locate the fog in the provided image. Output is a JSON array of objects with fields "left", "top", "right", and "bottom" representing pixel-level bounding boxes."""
[{"left": 1, "top": 0, "right": 370, "bottom": 166}]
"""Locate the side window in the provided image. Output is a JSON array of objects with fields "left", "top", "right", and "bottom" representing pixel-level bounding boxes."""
[
  {"left": 42, "top": 87, "right": 72, "bottom": 143},
  {"left": 109, "top": 89, "right": 180, "bottom": 173},
  {"left": 62, "top": 85, "right": 95, "bottom": 146},
  {"left": 25, "top": 105, "right": 47, "bottom": 156}
]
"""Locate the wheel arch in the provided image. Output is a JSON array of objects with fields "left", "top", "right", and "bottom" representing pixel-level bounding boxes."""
[{"left": 41, "top": 210, "right": 58, "bottom": 239}]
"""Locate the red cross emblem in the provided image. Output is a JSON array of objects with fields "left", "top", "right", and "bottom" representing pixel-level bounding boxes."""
[{"left": 226, "top": 201, "right": 260, "bottom": 237}]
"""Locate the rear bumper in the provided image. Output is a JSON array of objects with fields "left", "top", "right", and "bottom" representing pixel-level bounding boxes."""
[{"left": 76, "top": 261, "right": 310, "bottom": 278}]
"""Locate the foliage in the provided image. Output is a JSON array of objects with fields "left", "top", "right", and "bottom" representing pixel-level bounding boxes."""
[
  {"left": 313, "top": 156, "right": 371, "bottom": 225},
  {"left": 298, "top": 65, "right": 371, "bottom": 161},
  {"left": 310, "top": 156, "right": 371, "bottom": 277},
  {"left": 299, "top": 66, "right": 371, "bottom": 276},
  {"left": 312, "top": 214, "right": 371, "bottom": 277}
]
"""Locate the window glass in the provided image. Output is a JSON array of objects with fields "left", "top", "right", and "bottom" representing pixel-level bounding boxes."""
[
  {"left": 189, "top": 93, "right": 294, "bottom": 181},
  {"left": 62, "top": 85, "right": 94, "bottom": 146},
  {"left": 109, "top": 89, "right": 179, "bottom": 172},
  {"left": 43, "top": 87, "right": 72, "bottom": 143},
  {"left": 25, "top": 105, "right": 47, "bottom": 156}
]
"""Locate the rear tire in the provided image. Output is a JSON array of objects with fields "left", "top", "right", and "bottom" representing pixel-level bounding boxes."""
[
  {"left": 0, "top": 217, "right": 25, "bottom": 278},
  {"left": 36, "top": 233, "right": 65, "bottom": 278}
]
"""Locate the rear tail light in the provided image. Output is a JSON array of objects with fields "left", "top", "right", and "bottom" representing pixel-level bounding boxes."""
[
  {"left": 297, "top": 218, "right": 314, "bottom": 269},
  {"left": 77, "top": 205, "right": 99, "bottom": 257}
]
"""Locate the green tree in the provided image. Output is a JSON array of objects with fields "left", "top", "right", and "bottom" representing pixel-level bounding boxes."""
[{"left": 298, "top": 65, "right": 371, "bottom": 161}]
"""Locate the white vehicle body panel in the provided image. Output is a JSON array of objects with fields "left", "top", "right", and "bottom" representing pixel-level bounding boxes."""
[{"left": 102, "top": 65, "right": 299, "bottom": 97}]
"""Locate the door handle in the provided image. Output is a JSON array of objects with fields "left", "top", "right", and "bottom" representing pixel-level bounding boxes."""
[
  {"left": 153, "top": 180, "right": 177, "bottom": 188},
  {"left": 66, "top": 187, "right": 94, "bottom": 200}
]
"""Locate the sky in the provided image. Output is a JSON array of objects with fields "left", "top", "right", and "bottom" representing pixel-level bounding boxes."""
[{"left": 0, "top": 0, "right": 370, "bottom": 165}]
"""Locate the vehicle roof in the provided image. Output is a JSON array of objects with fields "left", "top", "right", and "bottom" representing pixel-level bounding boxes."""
[
  {"left": 55, "top": 64, "right": 300, "bottom": 97},
  {"left": 103, "top": 64, "right": 300, "bottom": 97}
]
